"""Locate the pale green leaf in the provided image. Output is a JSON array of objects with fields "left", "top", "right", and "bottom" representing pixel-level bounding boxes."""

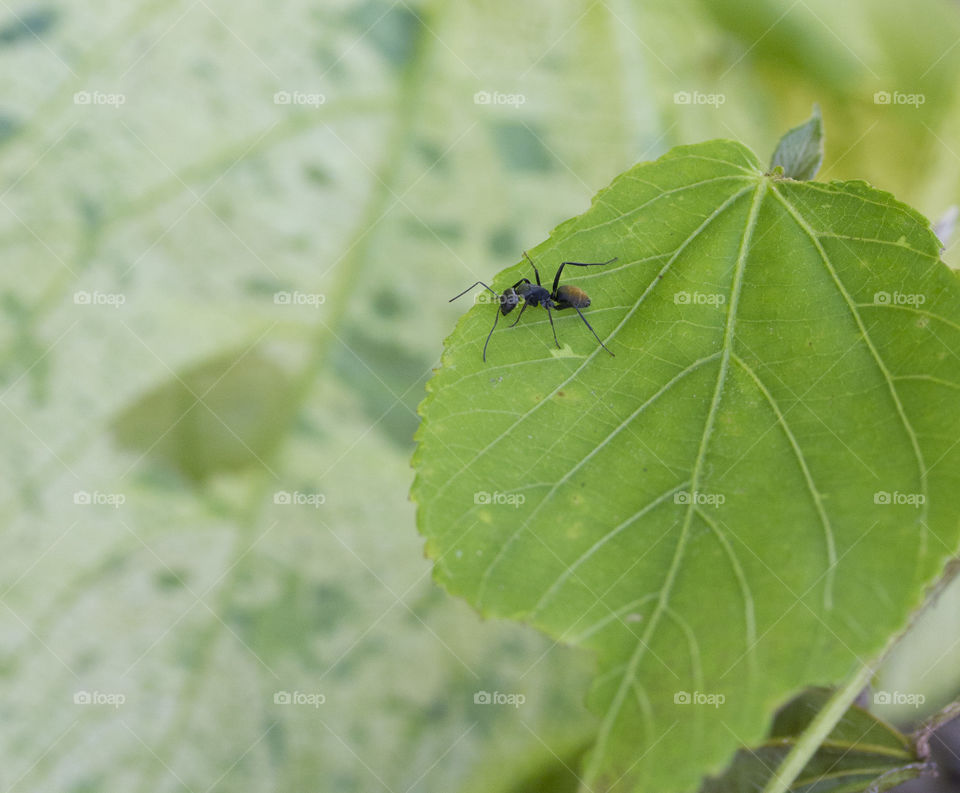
[{"left": 0, "top": 1, "right": 624, "bottom": 790}]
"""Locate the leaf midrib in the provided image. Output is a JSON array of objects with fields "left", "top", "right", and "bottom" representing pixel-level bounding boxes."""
[{"left": 585, "top": 181, "right": 768, "bottom": 782}]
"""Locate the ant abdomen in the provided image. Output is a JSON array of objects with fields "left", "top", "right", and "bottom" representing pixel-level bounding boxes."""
[{"left": 555, "top": 284, "right": 591, "bottom": 310}]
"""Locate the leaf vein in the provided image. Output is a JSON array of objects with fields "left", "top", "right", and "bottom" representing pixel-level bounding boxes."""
[
  {"left": 586, "top": 182, "right": 766, "bottom": 782},
  {"left": 732, "top": 352, "right": 837, "bottom": 608}
]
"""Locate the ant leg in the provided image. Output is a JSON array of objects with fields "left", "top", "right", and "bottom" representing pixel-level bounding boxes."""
[
  {"left": 450, "top": 281, "right": 497, "bottom": 302},
  {"left": 552, "top": 258, "right": 618, "bottom": 295},
  {"left": 481, "top": 307, "right": 502, "bottom": 363},
  {"left": 523, "top": 251, "right": 542, "bottom": 286},
  {"left": 508, "top": 301, "right": 528, "bottom": 327},
  {"left": 545, "top": 305, "right": 560, "bottom": 349},
  {"left": 572, "top": 305, "right": 615, "bottom": 356},
  {"left": 509, "top": 277, "right": 532, "bottom": 291}
]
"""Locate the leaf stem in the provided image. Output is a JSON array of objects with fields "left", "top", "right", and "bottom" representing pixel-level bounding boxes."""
[{"left": 760, "top": 661, "right": 876, "bottom": 793}]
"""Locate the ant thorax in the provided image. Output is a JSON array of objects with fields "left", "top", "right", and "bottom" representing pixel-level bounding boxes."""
[{"left": 519, "top": 284, "right": 552, "bottom": 306}]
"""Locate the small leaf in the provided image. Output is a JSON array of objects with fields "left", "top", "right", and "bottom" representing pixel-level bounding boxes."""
[{"left": 770, "top": 104, "right": 825, "bottom": 180}]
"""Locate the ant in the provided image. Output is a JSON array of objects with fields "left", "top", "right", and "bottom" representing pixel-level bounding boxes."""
[{"left": 450, "top": 252, "right": 617, "bottom": 362}]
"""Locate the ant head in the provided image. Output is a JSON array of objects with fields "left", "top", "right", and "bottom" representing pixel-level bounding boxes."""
[{"left": 499, "top": 287, "right": 520, "bottom": 315}]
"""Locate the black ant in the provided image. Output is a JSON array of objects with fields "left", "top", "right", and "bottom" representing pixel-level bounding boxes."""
[{"left": 450, "top": 252, "right": 617, "bottom": 362}]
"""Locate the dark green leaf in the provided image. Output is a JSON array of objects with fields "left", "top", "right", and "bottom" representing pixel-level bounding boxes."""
[{"left": 701, "top": 688, "right": 928, "bottom": 793}]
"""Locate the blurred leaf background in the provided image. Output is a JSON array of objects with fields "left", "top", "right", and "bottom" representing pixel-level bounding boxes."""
[{"left": 2, "top": 0, "right": 960, "bottom": 790}]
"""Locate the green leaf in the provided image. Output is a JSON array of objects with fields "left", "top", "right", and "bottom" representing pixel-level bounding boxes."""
[
  {"left": 413, "top": 138, "right": 960, "bottom": 792},
  {"left": 770, "top": 105, "right": 825, "bottom": 181},
  {"left": 701, "top": 688, "right": 928, "bottom": 793}
]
